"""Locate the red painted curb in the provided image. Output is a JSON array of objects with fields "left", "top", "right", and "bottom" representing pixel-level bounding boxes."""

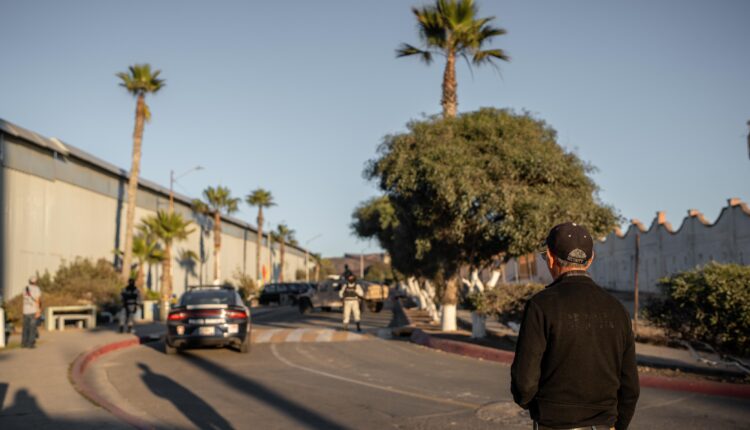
[
  {"left": 409, "top": 328, "right": 750, "bottom": 399},
  {"left": 69, "top": 337, "right": 154, "bottom": 430},
  {"left": 410, "top": 329, "right": 515, "bottom": 364},
  {"left": 639, "top": 375, "right": 750, "bottom": 399}
]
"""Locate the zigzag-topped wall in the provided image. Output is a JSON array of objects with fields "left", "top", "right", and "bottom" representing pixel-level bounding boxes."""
[{"left": 590, "top": 198, "right": 750, "bottom": 294}]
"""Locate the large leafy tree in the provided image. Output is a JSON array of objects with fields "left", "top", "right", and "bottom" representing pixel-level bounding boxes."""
[
  {"left": 353, "top": 108, "right": 619, "bottom": 330},
  {"left": 141, "top": 211, "right": 194, "bottom": 316},
  {"left": 246, "top": 188, "right": 275, "bottom": 284},
  {"left": 273, "top": 224, "right": 296, "bottom": 282},
  {"left": 397, "top": 0, "right": 508, "bottom": 118},
  {"left": 193, "top": 186, "right": 240, "bottom": 283},
  {"left": 117, "top": 64, "right": 165, "bottom": 280}
]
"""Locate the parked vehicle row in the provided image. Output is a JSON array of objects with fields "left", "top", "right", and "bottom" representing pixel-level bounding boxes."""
[
  {"left": 297, "top": 279, "right": 389, "bottom": 314},
  {"left": 258, "top": 282, "right": 314, "bottom": 306}
]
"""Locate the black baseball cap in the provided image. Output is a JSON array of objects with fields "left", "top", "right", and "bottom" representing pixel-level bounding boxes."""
[{"left": 545, "top": 222, "right": 593, "bottom": 264}]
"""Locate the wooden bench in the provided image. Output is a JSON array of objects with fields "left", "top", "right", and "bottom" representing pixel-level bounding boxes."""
[{"left": 44, "top": 305, "right": 97, "bottom": 331}]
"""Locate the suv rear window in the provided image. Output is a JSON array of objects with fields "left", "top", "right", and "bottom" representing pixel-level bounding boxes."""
[{"left": 181, "top": 290, "right": 236, "bottom": 306}]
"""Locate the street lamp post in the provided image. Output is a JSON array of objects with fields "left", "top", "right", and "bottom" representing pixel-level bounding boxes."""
[
  {"left": 169, "top": 165, "right": 203, "bottom": 212},
  {"left": 304, "top": 234, "right": 322, "bottom": 282}
]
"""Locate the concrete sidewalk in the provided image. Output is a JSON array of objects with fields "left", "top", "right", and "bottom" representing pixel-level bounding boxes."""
[
  {"left": 455, "top": 310, "right": 747, "bottom": 378},
  {"left": 0, "top": 323, "right": 162, "bottom": 429}
]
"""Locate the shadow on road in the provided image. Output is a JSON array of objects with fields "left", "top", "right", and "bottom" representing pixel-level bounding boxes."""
[
  {"left": 137, "top": 363, "right": 233, "bottom": 430},
  {"left": 175, "top": 349, "right": 350, "bottom": 430},
  {"left": 0, "top": 388, "right": 122, "bottom": 429}
]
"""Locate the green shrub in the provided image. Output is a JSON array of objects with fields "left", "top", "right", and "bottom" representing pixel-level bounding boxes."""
[
  {"left": 3, "top": 258, "right": 122, "bottom": 324},
  {"left": 232, "top": 269, "right": 258, "bottom": 301},
  {"left": 465, "top": 283, "right": 545, "bottom": 323},
  {"left": 645, "top": 262, "right": 750, "bottom": 357}
]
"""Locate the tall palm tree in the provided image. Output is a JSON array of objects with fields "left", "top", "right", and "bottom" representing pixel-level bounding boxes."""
[
  {"left": 246, "top": 188, "right": 275, "bottom": 284},
  {"left": 273, "top": 223, "right": 296, "bottom": 282},
  {"left": 141, "top": 211, "right": 194, "bottom": 317},
  {"left": 396, "top": 0, "right": 508, "bottom": 118},
  {"left": 117, "top": 64, "right": 165, "bottom": 280},
  {"left": 192, "top": 186, "right": 239, "bottom": 283}
]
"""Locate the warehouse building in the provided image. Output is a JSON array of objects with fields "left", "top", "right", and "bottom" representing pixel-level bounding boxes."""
[{"left": 0, "top": 118, "right": 309, "bottom": 301}]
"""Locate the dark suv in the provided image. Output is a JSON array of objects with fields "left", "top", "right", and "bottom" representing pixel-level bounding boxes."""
[{"left": 165, "top": 286, "right": 251, "bottom": 354}]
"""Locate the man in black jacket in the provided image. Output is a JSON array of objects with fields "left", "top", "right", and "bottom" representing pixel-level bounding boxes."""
[{"left": 511, "top": 222, "right": 639, "bottom": 430}]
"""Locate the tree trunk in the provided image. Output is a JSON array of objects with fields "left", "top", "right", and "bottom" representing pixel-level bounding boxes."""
[
  {"left": 121, "top": 94, "right": 146, "bottom": 280},
  {"left": 441, "top": 275, "right": 459, "bottom": 331},
  {"left": 136, "top": 262, "right": 145, "bottom": 289},
  {"left": 279, "top": 242, "right": 286, "bottom": 282},
  {"left": 441, "top": 49, "right": 458, "bottom": 118},
  {"left": 213, "top": 212, "right": 222, "bottom": 282},
  {"left": 161, "top": 243, "right": 172, "bottom": 303},
  {"left": 256, "top": 210, "right": 263, "bottom": 284},
  {"left": 471, "top": 312, "right": 487, "bottom": 338}
]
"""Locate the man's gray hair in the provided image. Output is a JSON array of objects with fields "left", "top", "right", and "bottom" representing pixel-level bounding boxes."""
[{"left": 556, "top": 258, "right": 589, "bottom": 270}]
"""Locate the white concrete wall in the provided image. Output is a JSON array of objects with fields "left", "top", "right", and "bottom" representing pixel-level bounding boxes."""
[
  {"left": 0, "top": 129, "right": 310, "bottom": 301},
  {"left": 499, "top": 200, "right": 750, "bottom": 293},
  {"left": 590, "top": 201, "right": 750, "bottom": 293}
]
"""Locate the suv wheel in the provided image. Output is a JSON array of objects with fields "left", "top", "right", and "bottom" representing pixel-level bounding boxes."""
[
  {"left": 165, "top": 342, "right": 177, "bottom": 355},
  {"left": 239, "top": 337, "right": 251, "bottom": 354},
  {"left": 299, "top": 298, "right": 312, "bottom": 314}
]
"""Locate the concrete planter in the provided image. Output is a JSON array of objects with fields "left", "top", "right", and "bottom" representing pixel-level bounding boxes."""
[
  {"left": 136, "top": 300, "right": 158, "bottom": 322},
  {"left": 471, "top": 311, "right": 487, "bottom": 338}
]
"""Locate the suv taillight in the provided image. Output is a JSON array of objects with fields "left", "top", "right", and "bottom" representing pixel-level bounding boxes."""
[
  {"left": 168, "top": 312, "right": 188, "bottom": 321},
  {"left": 225, "top": 310, "right": 247, "bottom": 320}
]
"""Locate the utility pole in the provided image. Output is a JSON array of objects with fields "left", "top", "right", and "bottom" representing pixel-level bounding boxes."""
[
  {"left": 169, "top": 165, "right": 203, "bottom": 213},
  {"left": 633, "top": 232, "right": 640, "bottom": 336}
]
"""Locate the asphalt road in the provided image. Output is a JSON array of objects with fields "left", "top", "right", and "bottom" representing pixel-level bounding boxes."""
[{"left": 94, "top": 305, "right": 750, "bottom": 430}]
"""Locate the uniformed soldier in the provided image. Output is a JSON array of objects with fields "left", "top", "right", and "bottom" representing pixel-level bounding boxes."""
[
  {"left": 120, "top": 278, "right": 143, "bottom": 334},
  {"left": 339, "top": 273, "right": 364, "bottom": 332}
]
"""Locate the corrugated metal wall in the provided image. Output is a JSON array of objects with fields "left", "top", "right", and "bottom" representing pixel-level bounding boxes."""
[{"left": 0, "top": 128, "right": 309, "bottom": 301}]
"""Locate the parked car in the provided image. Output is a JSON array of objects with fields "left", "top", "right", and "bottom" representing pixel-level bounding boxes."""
[
  {"left": 297, "top": 279, "right": 388, "bottom": 314},
  {"left": 259, "top": 283, "right": 289, "bottom": 305},
  {"left": 165, "top": 285, "right": 251, "bottom": 354},
  {"left": 288, "top": 282, "right": 315, "bottom": 304}
]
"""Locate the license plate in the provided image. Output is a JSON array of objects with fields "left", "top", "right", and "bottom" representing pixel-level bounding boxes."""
[
  {"left": 199, "top": 326, "right": 215, "bottom": 336},
  {"left": 227, "top": 324, "right": 239, "bottom": 334}
]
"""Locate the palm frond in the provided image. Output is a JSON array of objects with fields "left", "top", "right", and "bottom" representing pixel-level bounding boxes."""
[
  {"left": 472, "top": 48, "right": 510, "bottom": 66},
  {"left": 116, "top": 63, "right": 166, "bottom": 97},
  {"left": 396, "top": 43, "right": 434, "bottom": 64},
  {"left": 246, "top": 188, "right": 276, "bottom": 208}
]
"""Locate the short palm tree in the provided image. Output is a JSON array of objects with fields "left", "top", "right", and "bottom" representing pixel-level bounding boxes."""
[
  {"left": 397, "top": 0, "right": 508, "bottom": 117},
  {"left": 193, "top": 186, "right": 240, "bottom": 283},
  {"left": 273, "top": 223, "right": 296, "bottom": 282},
  {"left": 132, "top": 235, "right": 162, "bottom": 289},
  {"left": 117, "top": 64, "right": 165, "bottom": 280},
  {"left": 141, "top": 211, "right": 194, "bottom": 315},
  {"left": 246, "top": 188, "right": 275, "bottom": 284}
]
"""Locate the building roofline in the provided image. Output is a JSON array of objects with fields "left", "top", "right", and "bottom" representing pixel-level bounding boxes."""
[{"left": 0, "top": 117, "right": 308, "bottom": 254}]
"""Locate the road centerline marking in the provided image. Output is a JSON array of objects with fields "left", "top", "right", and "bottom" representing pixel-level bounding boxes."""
[{"left": 270, "top": 344, "right": 479, "bottom": 410}]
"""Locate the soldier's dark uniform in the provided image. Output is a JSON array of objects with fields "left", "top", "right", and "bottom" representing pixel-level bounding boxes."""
[{"left": 120, "top": 280, "right": 143, "bottom": 334}]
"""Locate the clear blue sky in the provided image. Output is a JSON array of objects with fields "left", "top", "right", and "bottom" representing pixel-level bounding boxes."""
[{"left": 2, "top": 0, "right": 748, "bottom": 257}]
